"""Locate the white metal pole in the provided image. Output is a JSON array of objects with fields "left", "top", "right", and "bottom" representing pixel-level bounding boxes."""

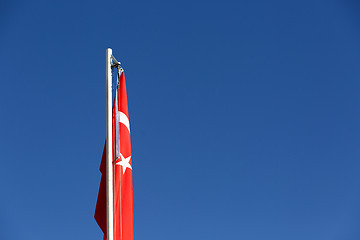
[{"left": 106, "top": 48, "right": 114, "bottom": 240}]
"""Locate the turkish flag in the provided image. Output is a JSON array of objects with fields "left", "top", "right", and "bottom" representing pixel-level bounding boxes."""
[{"left": 95, "top": 71, "right": 134, "bottom": 240}]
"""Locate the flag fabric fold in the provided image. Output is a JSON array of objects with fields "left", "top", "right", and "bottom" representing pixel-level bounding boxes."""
[{"left": 95, "top": 71, "right": 134, "bottom": 240}]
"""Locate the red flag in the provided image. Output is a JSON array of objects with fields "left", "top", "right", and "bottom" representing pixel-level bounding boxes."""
[{"left": 95, "top": 71, "right": 134, "bottom": 240}]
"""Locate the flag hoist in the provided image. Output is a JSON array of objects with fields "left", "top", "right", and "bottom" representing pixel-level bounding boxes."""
[{"left": 95, "top": 48, "right": 134, "bottom": 240}]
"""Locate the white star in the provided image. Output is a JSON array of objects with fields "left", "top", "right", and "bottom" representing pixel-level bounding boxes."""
[{"left": 115, "top": 153, "right": 132, "bottom": 174}]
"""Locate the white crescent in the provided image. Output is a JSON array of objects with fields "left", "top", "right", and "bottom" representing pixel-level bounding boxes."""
[{"left": 119, "top": 111, "right": 130, "bottom": 133}]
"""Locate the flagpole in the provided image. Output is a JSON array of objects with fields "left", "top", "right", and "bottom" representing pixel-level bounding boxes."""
[{"left": 106, "top": 48, "right": 114, "bottom": 240}]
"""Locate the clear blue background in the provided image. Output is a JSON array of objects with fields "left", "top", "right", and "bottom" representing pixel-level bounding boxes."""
[{"left": 1, "top": 0, "right": 360, "bottom": 239}]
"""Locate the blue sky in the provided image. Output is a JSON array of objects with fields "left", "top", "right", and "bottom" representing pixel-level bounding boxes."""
[{"left": 1, "top": 0, "right": 360, "bottom": 239}]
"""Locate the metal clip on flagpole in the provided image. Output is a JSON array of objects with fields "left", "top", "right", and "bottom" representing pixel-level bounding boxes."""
[
  {"left": 111, "top": 55, "right": 121, "bottom": 68},
  {"left": 111, "top": 53, "right": 123, "bottom": 85}
]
